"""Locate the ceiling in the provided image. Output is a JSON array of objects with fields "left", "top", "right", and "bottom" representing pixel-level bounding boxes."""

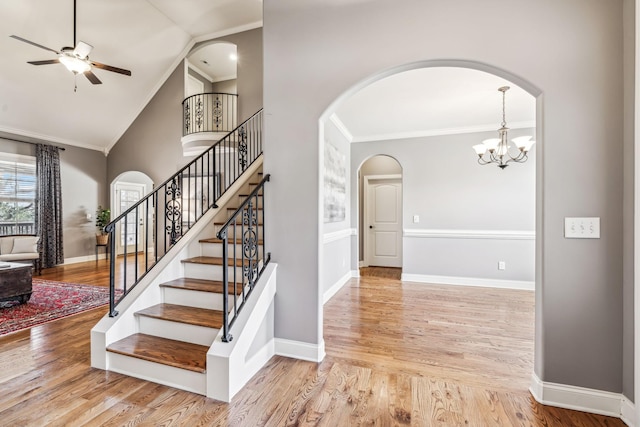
[
  {"left": 333, "top": 67, "right": 536, "bottom": 143},
  {"left": 188, "top": 43, "right": 237, "bottom": 82},
  {"left": 0, "top": 3, "right": 535, "bottom": 154},
  {"left": 0, "top": 0, "right": 262, "bottom": 153}
]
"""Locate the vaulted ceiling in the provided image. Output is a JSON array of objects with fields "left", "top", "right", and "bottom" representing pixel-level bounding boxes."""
[
  {"left": 0, "top": 2, "right": 535, "bottom": 155},
  {"left": 0, "top": 0, "right": 262, "bottom": 153}
]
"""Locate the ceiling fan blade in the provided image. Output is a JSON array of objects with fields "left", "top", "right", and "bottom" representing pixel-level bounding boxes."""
[
  {"left": 10, "top": 35, "right": 59, "bottom": 54},
  {"left": 84, "top": 70, "right": 102, "bottom": 85},
  {"left": 27, "top": 59, "right": 61, "bottom": 66},
  {"left": 90, "top": 61, "right": 131, "bottom": 76},
  {"left": 73, "top": 41, "right": 93, "bottom": 60}
]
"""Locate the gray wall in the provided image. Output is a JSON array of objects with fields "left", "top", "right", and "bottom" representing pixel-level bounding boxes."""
[
  {"left": 108, "top": 64, "right": 184, "bottom": 186},
  {"left": 0, "top": 138, "right": 108, "bottom": 260},
  {"left": 263, "top": 0, "right": 626, "bottom": 395},
  {"left": 211, "top": 79, "right": 237, "bottom": 94},
  {"left": 352, "top": 130, "right": 536, "bottom": 282}
]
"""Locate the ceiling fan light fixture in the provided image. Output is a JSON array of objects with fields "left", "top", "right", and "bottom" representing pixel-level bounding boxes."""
[{"left": 59, "top": 54, "right": 90, "bottom": 74}]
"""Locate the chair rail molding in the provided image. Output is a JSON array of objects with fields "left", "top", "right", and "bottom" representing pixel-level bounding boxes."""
[{"left": 404, "top": 229, "right": 535, "bottom": 240}]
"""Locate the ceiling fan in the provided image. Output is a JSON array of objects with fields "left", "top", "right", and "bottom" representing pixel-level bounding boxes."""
[{"left": 10, "top": 0, "right": 131, "bottom": 88}]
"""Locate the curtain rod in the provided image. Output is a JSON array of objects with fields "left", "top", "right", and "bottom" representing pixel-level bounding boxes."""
[{"left": 1, "top": 136, "right": 66, "bottom": 151}]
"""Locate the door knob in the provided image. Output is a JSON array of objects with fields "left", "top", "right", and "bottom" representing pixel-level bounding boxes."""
[{"left": 369, "top": 225, "right": 373, "bottom": 229}]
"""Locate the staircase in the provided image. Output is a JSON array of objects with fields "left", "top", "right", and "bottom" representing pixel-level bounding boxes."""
[{"left": 92, "top": 110, "right": 277, "bottom": 402}]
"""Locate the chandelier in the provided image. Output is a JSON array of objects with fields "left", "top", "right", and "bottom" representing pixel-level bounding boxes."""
[{"left": 472, "top": 86, "right": 535, "bottom": 169}]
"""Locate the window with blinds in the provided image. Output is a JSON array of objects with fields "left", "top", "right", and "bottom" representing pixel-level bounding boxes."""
[{"left": 0, "top": 153, "right": 36, "bottom": 235}]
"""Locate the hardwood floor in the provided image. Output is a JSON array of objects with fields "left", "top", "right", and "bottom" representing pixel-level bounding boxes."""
[{"left": 0, "top": 262, "right": 625, "bottom": 426}]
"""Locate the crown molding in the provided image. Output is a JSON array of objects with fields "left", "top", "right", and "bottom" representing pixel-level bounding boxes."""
[
  {"left": 0, "top": 125, "right": 104, "bottom": 153},
  {"left": 351, "top": 121, "right": 536, "bottom": 143},
  {"left": 329, "top": 114, "right": 353, "bottom": 142}
]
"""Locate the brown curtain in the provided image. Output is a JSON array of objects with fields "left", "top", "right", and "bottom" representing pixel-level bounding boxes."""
[{"left": 35, "top": 144, "right": 63, "bottom": 267}]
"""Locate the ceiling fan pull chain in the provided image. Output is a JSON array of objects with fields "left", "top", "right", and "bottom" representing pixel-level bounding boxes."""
[{"left": 74, "top": 73, "right": 77, "bottom": 93}]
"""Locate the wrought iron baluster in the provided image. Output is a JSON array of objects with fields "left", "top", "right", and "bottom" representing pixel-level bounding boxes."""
[
  {"left": 220, "top": 228, "right": 232, "bottom": 342},
  {"left": 166, "top": 177, "right": 182, "bottom": 245},
  {"left": 238, "top": 125, "right": 248, "bottom": 171}
]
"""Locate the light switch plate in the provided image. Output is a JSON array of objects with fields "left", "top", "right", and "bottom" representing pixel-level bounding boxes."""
[{"left": 564, "top": 217, "right": 600, "bottom": 239}]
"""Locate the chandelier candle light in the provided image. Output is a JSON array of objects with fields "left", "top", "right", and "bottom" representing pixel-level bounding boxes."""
[{"left": 472, "top": 86, "right": 535, "bottom": 169}]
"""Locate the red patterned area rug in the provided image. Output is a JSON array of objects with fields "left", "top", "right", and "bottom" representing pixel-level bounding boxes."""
[{"left": 0, "top": 279, "right": 110, "bottom": 336}]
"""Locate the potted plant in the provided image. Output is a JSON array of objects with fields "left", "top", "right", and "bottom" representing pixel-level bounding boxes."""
[{"left": 95, "top": 206, "right": 110, "bottom": 245}]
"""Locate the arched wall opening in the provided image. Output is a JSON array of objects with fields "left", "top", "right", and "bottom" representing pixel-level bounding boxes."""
[
  {"left": 182, "top": 41, "right": 239, "bottom": 157},
  {"left": 357, "top": 155, "right": 403, "bottom": 271},
  {"left": 110, "top": 171, "right": 154, "bottom": 256},
  {"left": 318, "top": 59, "right": 542, "bottom": 390}
]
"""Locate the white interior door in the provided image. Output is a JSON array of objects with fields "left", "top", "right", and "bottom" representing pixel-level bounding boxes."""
[
  {"left": 364, "top": 176, "right": 402, "bottom": 268},
  {"left": 186, "top": 74, "right": 204, "bottom": 97},
  {"left": 114, "top": 182, "right": 146, "bottom": 255}
]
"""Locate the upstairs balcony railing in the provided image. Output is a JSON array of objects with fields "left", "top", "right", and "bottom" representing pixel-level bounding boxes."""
[
  {"left": 182, "top": 93, "right": 238, "bottom": 136},
  {"left": 106, "top": 109, "right": 263, "bottom": 317}
]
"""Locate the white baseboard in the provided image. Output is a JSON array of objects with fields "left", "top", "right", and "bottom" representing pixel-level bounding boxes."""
[
  {"left": 401, "top": 273, "right": 534, "bottom": 291},
  {"left": 323, "top": 270, "right": 357, "bottom": 304},
  {"left": 621, "top": 395, "right": 636, "bottom": 427},
  {"left": 274, "top": 338, "right": 325, "bottom": 363},
  {"left": 530, "top": 373, "right": 631, "bottom": 422},
  {"left": 64, "top": 254, "right": 106, "bottom": 264},
  {"left": 359, "top": 260, "right": 365, "bottom": 268}
]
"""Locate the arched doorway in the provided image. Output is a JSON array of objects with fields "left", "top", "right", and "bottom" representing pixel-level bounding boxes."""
[
  {"left": 110, "top": 171, "right": 154, "bottom": 256},
  {"left": 318, "top": 60, "right": 540, "bottom": 393},
  {"left": 182, "top": 41, "right": 239, "bottom": 156},
  {"left": 358, "top": 155, "right": 403, "bottom": 272}
]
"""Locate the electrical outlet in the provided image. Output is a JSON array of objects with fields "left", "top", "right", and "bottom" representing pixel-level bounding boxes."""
[
  {"left": 413, "top": 215, "right": 419, "bottom": 223},
  {"left": 564, "top": 217, "right": 600, "bottom": 239},
  {"left": 498, "top": 261, "right": 506, "bottom": 270}
]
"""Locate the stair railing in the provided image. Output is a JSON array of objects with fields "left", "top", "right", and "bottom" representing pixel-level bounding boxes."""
[
  {"left": 106, "top": 109, "right": 263, "bottom": 317},
  {"left": 217, "top": 174, "right": 271, "bottom": 342},
  {"left": 182, "top": 93, "right": 238, "bottom": 136}
]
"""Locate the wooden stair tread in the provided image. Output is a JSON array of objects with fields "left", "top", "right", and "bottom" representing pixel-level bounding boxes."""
[
  {"left": 160, "top": 277, "right": 244, "bottom": 294},
  {"left": 182, "top": 256, "right": 258, "bottom": 266},
  {"left": 106, "top": 334, "right": 208, "bottom": 373},
  {"left": 199, "top": 237, "right": 264, "bottom": 245},
  {"left": 135, "top": 303, "right": 224, "bottom": 329}
]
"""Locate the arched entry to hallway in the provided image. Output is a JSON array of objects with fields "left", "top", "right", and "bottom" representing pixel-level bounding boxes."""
[{"left": 358, "top": 155, "right": 403, "bottom": 270}]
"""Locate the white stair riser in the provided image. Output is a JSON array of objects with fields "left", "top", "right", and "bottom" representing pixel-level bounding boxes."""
[
  {"left": 107, "top": 352, "right": 206, "bottom": 395},
  {"left": 137, "top": 316, "right": 218, "bottom": 346},
  {"left": 163, "top": 287, "right": 239, "bottom": 311},
  {"left": 213, "top": 230, "right": 264, "bottom": 244},
  {"left": 235, "top": 196, "right": 263, "bottom": 208},
  {"left": 184, "top": 262, "right": 256, "bottom": 281},
  {"left": 201, "top": 243, "right": 264, "bottom": 258}
]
